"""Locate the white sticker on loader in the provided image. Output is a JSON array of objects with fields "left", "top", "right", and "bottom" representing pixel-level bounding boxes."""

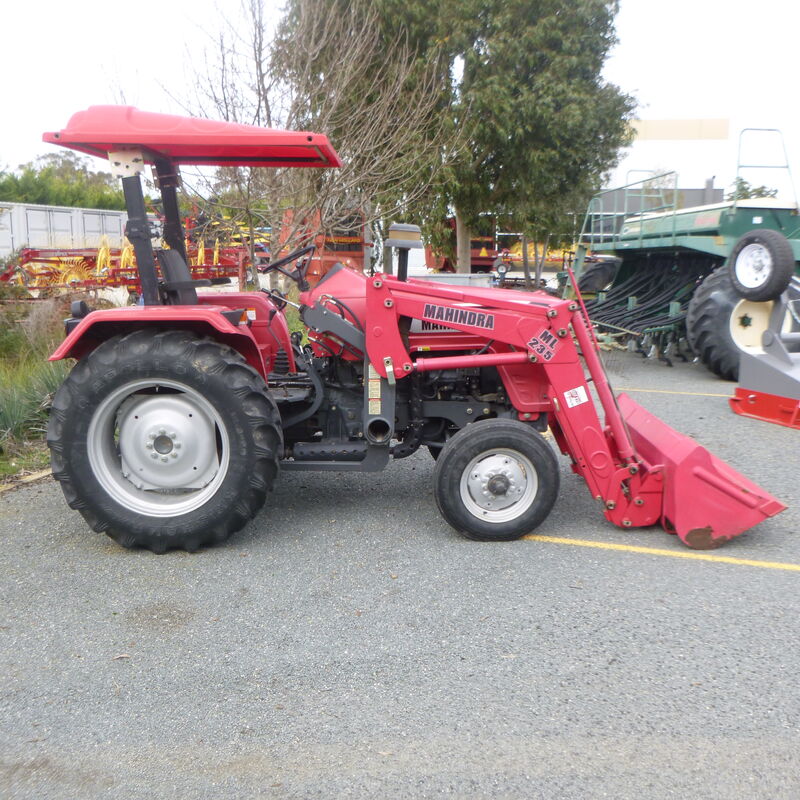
[{"left": 564, "top": 386, "right": 589, "bottom": 408}]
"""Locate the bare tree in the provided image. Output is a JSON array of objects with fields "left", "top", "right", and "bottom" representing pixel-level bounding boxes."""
[{"left": 179, "top": 0, "right": 460, "bottom": 272}]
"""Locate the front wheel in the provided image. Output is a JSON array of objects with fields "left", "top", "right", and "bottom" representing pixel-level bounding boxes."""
[
  {"left": 47, "top": 329, "right": 282, "bottom": 552},
  {"left": 433, "top": 419, "right": 559, "bottom": 541}
]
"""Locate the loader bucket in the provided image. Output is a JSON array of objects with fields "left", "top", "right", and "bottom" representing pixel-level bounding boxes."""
[{"left": 617, "top": 393, "right": 786, "bottom": 549}]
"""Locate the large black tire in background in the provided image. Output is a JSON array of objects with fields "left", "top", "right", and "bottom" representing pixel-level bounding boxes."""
[
  {"left": 47, "top": 329, "right": 282, "bottom": 552},
  {"left": 686, "top": 267, "right": 799, "bottom": 381},
  {"left": 728, "top": 229, "right": 795, "bottom": 302},
  {"left": 686, "top": 268, "right": 747, "bottom": 381},
  {"left": 577, "top": 259, "right": 619, "bottom": 293},
  {"left": 433, "top": 419, "right": 559, "bottom": 542}
]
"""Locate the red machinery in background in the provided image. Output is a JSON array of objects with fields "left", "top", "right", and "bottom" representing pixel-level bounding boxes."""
[
  {"left": 0, "top": 242, "right": 249, "bottom": 294},
  {"left": 275, "top": 208, "right": 368, "bottom": 286},
  {"left": 424, "top": 216, "right": 504, "bottom": 273}
]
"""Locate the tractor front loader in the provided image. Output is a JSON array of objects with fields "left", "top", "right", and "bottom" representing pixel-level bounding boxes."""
[{"left": 43, "top": 107, "right": 785, "bottom": 553}]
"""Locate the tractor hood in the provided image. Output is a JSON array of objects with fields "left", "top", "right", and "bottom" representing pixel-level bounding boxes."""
[{"left": 43, "top": 106, "right": 341, "bottom": 168}]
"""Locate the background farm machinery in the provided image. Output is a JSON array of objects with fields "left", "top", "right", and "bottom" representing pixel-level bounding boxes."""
[
  {"left": 0, "top": 239, "right": 251, "bottom": 295},
  {"left": 424, "top": 215, "right": 570, "bottom": 283},
  {"left": 0, "top": 205, "right": 370, "bottom": 296},
  {"left": 574, "top": 170, "right": 800, "bottom": 379}
]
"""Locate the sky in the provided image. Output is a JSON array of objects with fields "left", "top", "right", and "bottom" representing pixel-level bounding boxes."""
[
  {"left": 604, "top": 0, "right": 800, "bottom": 197},
  {"left": 2, "top": 0, "right": 799, "bottom": 201}
]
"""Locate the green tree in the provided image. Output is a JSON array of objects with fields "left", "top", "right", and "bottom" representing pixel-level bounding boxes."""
[
  {"left": 0, "top": 152, "right": 126, "bottom": 209},
  {"left": 190, "top": 0, "right": 631, "bottom": 276},
  {"left": 446, "top": 0, "right": 635, "bottom": 271},
  {"left": 726, "top": 177, "right": 778, "bottom": 201}
]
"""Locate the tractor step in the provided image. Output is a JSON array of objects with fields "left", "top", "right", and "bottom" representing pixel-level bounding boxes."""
[{"left": 291, "top": 441, "right": 368, "bottom": 461}]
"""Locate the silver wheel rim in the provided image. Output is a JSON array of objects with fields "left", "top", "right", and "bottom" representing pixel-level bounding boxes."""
[
  {"left": 87, "top": 379, "right": 230, "bottom": 517},
  {"left": 735, "top": 243, "right": 773, "bottom": 289},
  {"left": 459, "top": 447, "right": 538, "bottom": 524}
]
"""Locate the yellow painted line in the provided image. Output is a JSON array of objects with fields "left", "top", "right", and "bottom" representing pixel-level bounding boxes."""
[
  {"left": 616, "top": 387, "right": 730, "bottom": 398},
  {"left": 524, "top": 534, "right": 800, "bottom": 572}
]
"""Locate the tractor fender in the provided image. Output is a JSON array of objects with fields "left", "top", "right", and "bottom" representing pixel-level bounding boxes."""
[{"left": 49, "top": 305, "right": 269, "bottom": 379}]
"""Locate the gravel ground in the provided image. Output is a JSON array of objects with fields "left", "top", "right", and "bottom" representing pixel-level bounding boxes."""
[{"left": 1, "top": 351, "right": 799, "bottom": 799}]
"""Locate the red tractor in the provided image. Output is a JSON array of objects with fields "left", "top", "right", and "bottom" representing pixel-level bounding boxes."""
[{"left": 44, "top": 106, "right": 785, "bottom": 553}]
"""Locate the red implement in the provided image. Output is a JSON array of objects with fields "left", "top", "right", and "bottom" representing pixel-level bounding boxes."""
[
  {"left": 730, "top": 387, "right": 800, "bottom": 430},
  {"left": 619, "top": 393, "right": 786, "bottom": 548}
]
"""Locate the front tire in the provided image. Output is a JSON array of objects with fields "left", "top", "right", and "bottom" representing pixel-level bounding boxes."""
[
  {"left": 47, "top": 329, "right": 282, "bottom": 552},
  {"left": 433, "top": 419, "right": 559, "bottom": 541}
]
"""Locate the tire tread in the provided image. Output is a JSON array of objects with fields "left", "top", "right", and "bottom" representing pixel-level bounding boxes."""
[{"left": 47, "top": 329, "right": 281, "bottom": 552}]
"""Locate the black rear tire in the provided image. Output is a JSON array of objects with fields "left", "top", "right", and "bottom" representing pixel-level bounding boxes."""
[
  {"left": 578, "top": 259, "right": 618, "bottom": 293},
  {"left": 47, "top": 329, "right": 282, "bottom": 552},
  {"left": 728, "top": 229, "right": 795, "bottom": 302},
  {"left": 686, "top": 268, "right": 746, "bottom": 380},
  {"left": 685, "top": 267, "right": 799, "bottom": 381},
  {"left": 433, "top": 419, "right": 559, "bottom": 541}
]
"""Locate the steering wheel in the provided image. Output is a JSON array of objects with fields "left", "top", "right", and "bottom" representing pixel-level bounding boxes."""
[{"left": 257, "top": 244, "right": 316, "bottom": 283}]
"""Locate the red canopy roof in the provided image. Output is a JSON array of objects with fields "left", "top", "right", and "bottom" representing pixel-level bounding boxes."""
[{"left": 43, "top": 106, "right": 341, "bottom": 169}]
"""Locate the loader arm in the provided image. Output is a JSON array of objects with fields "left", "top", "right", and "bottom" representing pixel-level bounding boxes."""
[{"left": 363, "top": 274, "right": 784, "bottom": 549}]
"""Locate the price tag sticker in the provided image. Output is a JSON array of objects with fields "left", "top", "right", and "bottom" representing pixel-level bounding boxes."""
[{"left": 564, "top": 386, "right": 589, "bottom": 408}]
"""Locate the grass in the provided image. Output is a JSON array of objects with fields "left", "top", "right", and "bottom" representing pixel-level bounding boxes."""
[
  {"left": 0, "top": 440, "right": 50, "bottom": 481},
  {"left": 0, "top": 355, "right": 71, "bottom": 478},
  {"left": 282, "top": 285, "right": 308, "bottom": 342},
  {"left": 0, "top": 286, "right": 75, "bottom": 481}
]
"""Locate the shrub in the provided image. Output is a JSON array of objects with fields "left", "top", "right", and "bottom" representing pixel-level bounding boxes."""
[{"left": 0, "top": 290, "right": 73, "bottom": 471}]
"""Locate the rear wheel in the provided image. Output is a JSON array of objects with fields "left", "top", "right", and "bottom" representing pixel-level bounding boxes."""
[
  {"left": 578, "top": 259, "right": 618, "bottom": 293},
  {"left": 47, "top": 329, "right": 282, "bottom": 552},
  {"left": 433, "top": 419, "right": 559, "bottom": 541},
  {"left": 686, "top": 267, "right": 796, "bottom": 381}
]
